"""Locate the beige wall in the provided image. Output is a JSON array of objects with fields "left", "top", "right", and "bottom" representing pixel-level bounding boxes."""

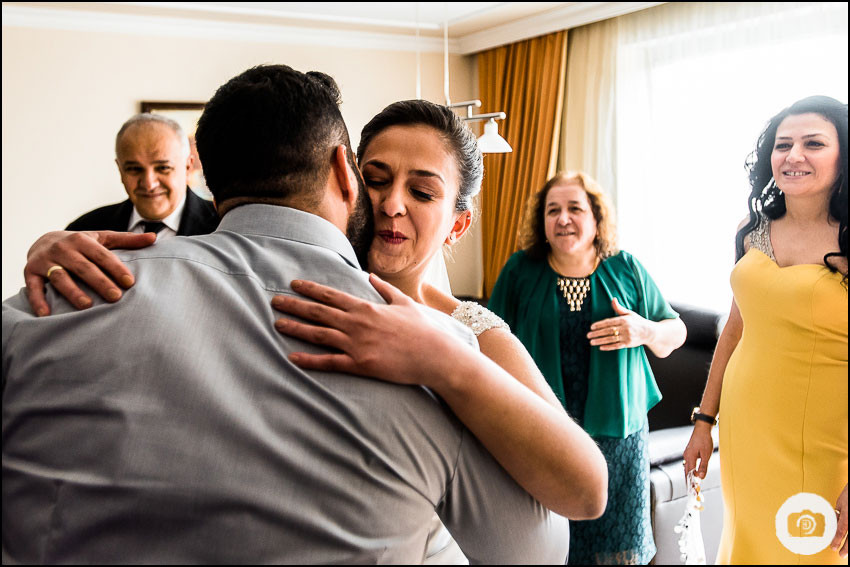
[{"left": 1, "top": 25, "right": 483, "bottom": 300}]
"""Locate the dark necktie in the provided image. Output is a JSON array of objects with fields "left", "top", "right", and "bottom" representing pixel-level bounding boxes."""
[{"left": 142, "top": 221, "right": 166, "bottom": 235}]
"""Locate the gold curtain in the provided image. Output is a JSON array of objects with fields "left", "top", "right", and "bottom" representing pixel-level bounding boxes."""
[{"left": 478, "top": 30, "right": 568, "bottom": 298}]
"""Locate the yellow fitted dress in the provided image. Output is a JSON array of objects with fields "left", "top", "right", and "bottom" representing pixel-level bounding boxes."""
[{"left": 717, "top": 247, "right": 848, "bottom": 565}]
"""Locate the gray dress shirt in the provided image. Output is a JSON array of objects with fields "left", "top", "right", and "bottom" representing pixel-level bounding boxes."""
[{"left": 2, "top": 204, "right": 568, "bottom": 564}]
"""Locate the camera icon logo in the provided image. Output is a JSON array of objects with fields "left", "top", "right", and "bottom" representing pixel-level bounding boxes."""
[
  {"left": 776, "top": 493, "right": 837, "bottom": 555},
  {"left": 787, "top": 510, "right": 825, "bottom": 538}
]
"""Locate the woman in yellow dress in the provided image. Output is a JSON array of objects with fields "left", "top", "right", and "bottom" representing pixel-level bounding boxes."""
[{"left": 684, "top": 95, "right": 848, "bottom": 564}]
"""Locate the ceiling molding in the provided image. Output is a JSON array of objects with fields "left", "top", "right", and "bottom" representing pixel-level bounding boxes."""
[
  {"left": 114, "top": 1, "right": 444, "bottom": 31},
  {"left": 2, "top": 3, "right": 665, "bottom": 55},
  {"left": 0, "top": 4, "right": 458, "bottom": 53},
  {"left": 457, "top": 2, "right": 666, "bottom": 54}
]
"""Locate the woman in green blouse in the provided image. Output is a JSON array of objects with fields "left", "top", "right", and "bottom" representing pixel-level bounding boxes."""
[{"left": 489, "top": 171, "right": 686, "bottom": 565}]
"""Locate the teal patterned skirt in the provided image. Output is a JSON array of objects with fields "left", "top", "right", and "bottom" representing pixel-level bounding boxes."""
[{"left": 559, "top": 288, "right": 656, "bottom": 565}]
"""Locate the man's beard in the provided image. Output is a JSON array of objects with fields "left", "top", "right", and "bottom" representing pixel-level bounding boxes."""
[{"left": 344, "top": 153, "right": 374, "bottom": 270}]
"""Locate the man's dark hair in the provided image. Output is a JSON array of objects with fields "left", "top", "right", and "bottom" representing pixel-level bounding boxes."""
[{"left": 196, "top": 65, "right": 351, "bottom": 209}]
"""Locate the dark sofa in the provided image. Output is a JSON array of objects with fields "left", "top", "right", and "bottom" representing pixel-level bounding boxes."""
[{"left": 647, "top": 302, "right": 726, "bottom": 565}]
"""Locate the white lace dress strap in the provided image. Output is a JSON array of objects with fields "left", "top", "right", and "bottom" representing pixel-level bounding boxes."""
[
  {"left": 746, "top": 213, "right": 776, "bottom": 262},
  {"left": 450, "top": 301, "right": 510, "bottom": 336}
]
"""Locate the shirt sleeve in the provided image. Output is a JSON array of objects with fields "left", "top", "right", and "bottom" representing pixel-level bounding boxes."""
[{"left": 437, "top": 429, "right": 569, "bottom": 564}]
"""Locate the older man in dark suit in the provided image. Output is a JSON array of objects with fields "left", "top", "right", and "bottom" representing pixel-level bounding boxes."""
[{"left": 67, "top": 113, "right": 218, "bottom": 238}]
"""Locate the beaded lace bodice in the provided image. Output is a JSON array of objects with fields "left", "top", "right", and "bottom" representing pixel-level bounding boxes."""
[
  {"left": 451, "top": 301, "right": 510, "bottom": 336},
  {"left": 746, "top": 214, "right": 776, "bottom": 261}
]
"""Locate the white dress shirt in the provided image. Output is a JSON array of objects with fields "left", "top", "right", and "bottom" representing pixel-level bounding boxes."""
[{"left": 127, "top": 196, "right": 187, "bottom": 239}]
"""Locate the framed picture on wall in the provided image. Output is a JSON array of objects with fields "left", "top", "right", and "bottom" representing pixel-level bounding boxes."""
[{"left": 140, "top": 101, "right": 211, "bottom": 200}]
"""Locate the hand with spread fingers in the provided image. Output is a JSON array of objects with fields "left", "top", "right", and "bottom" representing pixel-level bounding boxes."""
[
  {"left": 587, "top": 298, "right": 651, "bottom": 351},
  {"left": 271, "top": 274, "right": 461, "bottom": 387},
  {"left": 24, "top": 230, "right": 155, "bottom": 316}
]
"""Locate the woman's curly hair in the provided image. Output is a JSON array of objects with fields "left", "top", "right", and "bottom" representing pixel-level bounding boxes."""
[{"left": 737, "top": 95, "right": 847, "bottom": 284}]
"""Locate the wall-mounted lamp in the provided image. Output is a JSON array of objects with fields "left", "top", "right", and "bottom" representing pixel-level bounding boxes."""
[
  {"left": 440, "top": 5, "right": 511, "bottom": 155},
  {"left": 448, "top": 100, "right": 513, "bottom": 154}
]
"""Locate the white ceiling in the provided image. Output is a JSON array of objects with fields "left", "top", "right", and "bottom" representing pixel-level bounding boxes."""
[
  {"left": 3, "top": 2, "right": 665, "bottom": 54},
  {"left": 111, "top": 2, "right": 564, "bottom": 34}
]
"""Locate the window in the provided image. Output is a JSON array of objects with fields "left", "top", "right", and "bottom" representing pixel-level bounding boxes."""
[{"left": 614, "top": 2, "right": 848, "bottom": 312}]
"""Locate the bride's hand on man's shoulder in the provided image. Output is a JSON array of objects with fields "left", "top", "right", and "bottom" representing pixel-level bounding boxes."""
[{"left": 271, "top": 274, "right": 464, "bottom": 388}]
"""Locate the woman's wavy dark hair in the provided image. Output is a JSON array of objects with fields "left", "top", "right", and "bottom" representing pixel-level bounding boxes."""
[
  {"left": 357, "top": 100, "right": 483, "bottom": 212},
  {"left": 737, "top": 95, "right": 848, "bottom": 283}
]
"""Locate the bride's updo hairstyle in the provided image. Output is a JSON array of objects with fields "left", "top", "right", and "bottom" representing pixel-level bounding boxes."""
[{"left": 357, "top": 100, "right": 484, "bottom": 213}]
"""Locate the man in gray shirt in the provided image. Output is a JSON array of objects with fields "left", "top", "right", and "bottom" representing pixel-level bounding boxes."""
[{"left": 2, "top": 65, "right": 569, "bottom": 563}]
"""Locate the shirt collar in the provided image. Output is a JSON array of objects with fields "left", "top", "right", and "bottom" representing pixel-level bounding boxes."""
[
  {"left": 129, "top": 192, "right": 187, "bottom": 233},
  {"left": 216, "top": 204, "right": 362, "bottom": 270}
]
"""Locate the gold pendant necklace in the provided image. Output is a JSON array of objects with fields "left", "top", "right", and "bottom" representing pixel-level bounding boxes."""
[
  {"left": 549, "top": 254, "right": 599, "bottom": 312},
  {"left": 557, "top": 276, "right": 590, "bottom": 311}
]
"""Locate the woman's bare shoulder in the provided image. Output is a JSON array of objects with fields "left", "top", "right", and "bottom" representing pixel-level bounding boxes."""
[{"left": 737, "top": 215, "right": 754, "bottom": 252}]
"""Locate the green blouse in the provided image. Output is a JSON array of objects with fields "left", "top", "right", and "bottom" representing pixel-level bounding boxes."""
[{"left": 488, "top": 250, "right": 679, "bottom": 438}]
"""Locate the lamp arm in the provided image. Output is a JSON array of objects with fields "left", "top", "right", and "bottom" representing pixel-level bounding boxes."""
[
  {"left": 462, "top": 112, "right": 506, "bottom": 122},
  {"left": 447, "top": 100, "right": 483, "bottom": 109}
]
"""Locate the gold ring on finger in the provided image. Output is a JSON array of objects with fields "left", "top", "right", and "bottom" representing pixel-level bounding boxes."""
[{"left": 46, "top": 265, "right": 65, "bottom": 278}]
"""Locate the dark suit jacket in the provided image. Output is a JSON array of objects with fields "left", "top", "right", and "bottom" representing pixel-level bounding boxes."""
[{"left": 66, "top": 189, "right": 219, "bottom": 236}]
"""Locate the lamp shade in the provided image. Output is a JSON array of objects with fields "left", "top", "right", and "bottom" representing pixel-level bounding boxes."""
[{"left": 478, "top": 118, "right": 512, "bottom": 153}]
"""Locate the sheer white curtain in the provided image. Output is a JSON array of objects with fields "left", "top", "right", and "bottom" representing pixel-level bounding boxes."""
[
  {"left": 559, "top": 18, "right": 619, "bottom": 200},
  {"left": 614, "top": 2, "right": 848, "bottom": 312}
]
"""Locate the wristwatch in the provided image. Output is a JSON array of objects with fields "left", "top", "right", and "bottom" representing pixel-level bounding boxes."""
[{"left": 690, "top": 407, "right": 717, "bottom": 426}]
